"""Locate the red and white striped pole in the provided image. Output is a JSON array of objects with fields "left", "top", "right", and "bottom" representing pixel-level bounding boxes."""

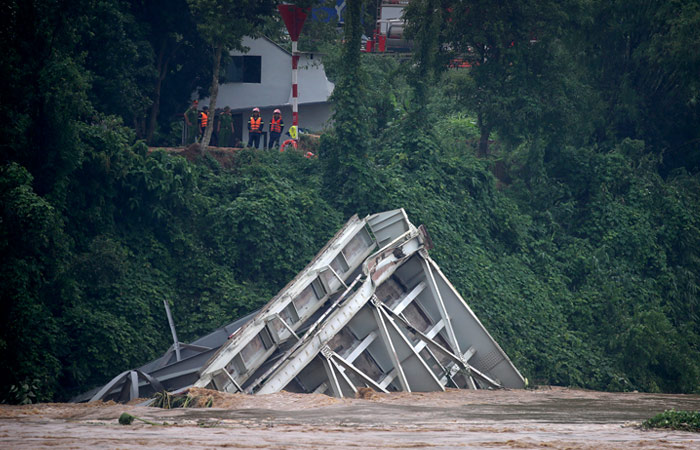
[
  {"left": 278, "top": 4, "right": 309, "bottom": 132},
  {"left": 292, "top": 40, "right": 299, "bottom": 127}
]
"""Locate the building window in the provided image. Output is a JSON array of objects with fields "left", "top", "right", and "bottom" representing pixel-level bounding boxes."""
[{"left": 225, "top": 56, "right": 261, "bottom": 83}]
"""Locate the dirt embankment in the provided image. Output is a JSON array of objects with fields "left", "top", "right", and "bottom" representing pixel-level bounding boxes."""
[{"left": 149, "top": 134, "right": 319, "bottom": 168}]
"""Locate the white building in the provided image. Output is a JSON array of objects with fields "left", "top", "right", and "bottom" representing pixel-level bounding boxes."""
[{"left": 200, "top": 36, "right": 335, "bottom": 147}]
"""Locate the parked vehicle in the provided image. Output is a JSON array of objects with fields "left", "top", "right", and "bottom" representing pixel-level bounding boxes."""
[{"left": 363, "top": 1, "right": 413, "bottom": 53}]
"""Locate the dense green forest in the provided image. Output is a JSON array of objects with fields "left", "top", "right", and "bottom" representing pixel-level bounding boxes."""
[{"left": 1, "top": 0, "right": 699, "bottom": 403}]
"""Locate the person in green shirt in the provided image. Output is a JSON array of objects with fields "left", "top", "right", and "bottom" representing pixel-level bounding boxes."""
[
  {"left": 184, "top": 100, "right": 199, "bottom": 145},
  {"left": 218, "top": 106, "right": 234, "bottom": 147}
]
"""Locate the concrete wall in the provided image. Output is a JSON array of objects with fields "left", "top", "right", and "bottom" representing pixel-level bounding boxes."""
[{"left": 201, "top": 37, "right": 334, "bottom": 110}]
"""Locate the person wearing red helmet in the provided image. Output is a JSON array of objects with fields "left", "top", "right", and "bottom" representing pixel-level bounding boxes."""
[
  {"left": 247, "top": 107, "right": 264, "bottom": 148},
  {"left": 268, "top": 109, "right": 285, "bottom": 149}
]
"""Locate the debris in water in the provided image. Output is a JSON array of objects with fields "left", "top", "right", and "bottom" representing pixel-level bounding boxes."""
[
  {"left": 118, "top": 412, "right": 163, "bottom": 426},
  {"left": 355, "top": 387, "right": 381, "bottom": 400}
]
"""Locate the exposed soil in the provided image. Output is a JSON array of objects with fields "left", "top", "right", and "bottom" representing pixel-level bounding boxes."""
[
  {"left": 1, "top": 386, "right": 699, "bottom": 449},
  {"left": 150, "top": 133, "right": 319, "bottom": 168}
]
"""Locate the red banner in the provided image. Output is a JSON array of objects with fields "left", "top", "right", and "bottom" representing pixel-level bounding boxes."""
[{"left": 278, "top": 4, "right": 309, "bottom": 41}]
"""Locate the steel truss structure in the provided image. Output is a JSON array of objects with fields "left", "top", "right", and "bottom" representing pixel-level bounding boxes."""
[
  {"left": 196, "top": 209, "right": 525, "bottom": 396},
  {"left": 77, "top": 209, "right": 524, "bottom": 403}
]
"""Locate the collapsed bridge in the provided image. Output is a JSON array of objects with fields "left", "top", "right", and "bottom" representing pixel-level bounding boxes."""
[{"left": 76, "top": 209, "right": 525, "bottom": 402}]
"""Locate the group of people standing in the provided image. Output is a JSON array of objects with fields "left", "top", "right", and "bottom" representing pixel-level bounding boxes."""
[
  {"left": 184, "top": 101, "right": 285, "bottom": 150},
  {"left": 246, "top": 107, "right": 285, "bottom": 150},
  {"left": 184, "top": 100, "right": 236, "bottom": 147}
]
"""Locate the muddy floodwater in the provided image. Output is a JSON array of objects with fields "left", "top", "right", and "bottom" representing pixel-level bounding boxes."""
[{"left": 1, "top": 386, "right": 699, "bottom": 449}]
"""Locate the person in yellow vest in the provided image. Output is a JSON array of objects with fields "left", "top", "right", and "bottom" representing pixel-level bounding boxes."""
[
  {"left": 268, "top": 109, "right": 285, "bottom": 149},
  {"left": 247, "top": 107, "right": 264, "bottom": 148},
  {"left": 280, "top": 125, "right": 299, "bottom": 152},
  {"left": 198, "top": 106, "right": 209, "bottom": 142}
]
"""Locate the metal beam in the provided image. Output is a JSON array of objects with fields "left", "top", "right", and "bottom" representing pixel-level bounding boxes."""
[
  {"left": 163, "top": 300, "right": 181, "bottom": 362},
  {"left": 379, "top": 302, "right": 502, "bottom": 389},
  {"left": 329, "top": 350, "right": 389, "bottom": 393},
  {"left": 129, "top": 371, "right": 139, "bottom": 400},
  {"left": 135, "top": 370, "right": 165, "bottom": 393},
  {"left": 90, "top": 371, "right": 129, "bottom": 402},
  {"left": 420, "top": 255, "right": 461, "bottom": 355},
  {"left": 321, "top": 356, "right": 343, "bottom": 398},
  {"left": 382, "top": 303, "right": 462, "bottom": 366},
  {"left": 343, "top": 331, "right": 377, "bottom": 364},
  {"left": 270, "top": 314, "right": 300, "bottom": 340},
  {"left": 330, "top": 357, "right": 358, "bottom": 396},
  {"left": 379, "top": 305, "right": 444, "bottom": 391},
  {"left": 371, "top": 298, "right": 410, "bottom": 391},
  {"left": 392, "top": 281, "right": 426, "bottom": 315},
  {"left": 253, "top": 275, "right": 368, "bottom": 394},
  {"left": 214, "top": 368, "right": 242, "bottom": 393}
]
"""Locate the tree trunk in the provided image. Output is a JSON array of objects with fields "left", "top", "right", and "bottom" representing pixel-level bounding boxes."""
[
  {"left": 146, "top": 37, "right": 172, "bottom": 144},
  {"left": 477, "top": 111, "right": 491, "bottom": 157},
  {"left": 201, "top": 42, "right": 223, "bottom": 150}
]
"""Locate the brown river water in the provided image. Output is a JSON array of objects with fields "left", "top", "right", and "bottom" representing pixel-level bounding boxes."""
[{"left": 1, "top": 386, "right": 698, "bottom": 449}]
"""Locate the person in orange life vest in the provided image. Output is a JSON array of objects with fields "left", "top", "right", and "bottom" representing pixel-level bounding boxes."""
[
  {"left": 268, "top": 109, "right": 285, "bottom": 149},
  {"left": 198, "top": 106, "right": 209, "bottom": 141},
  {"left": 247, "top": 107, "right": 264, "bottom": 148}
]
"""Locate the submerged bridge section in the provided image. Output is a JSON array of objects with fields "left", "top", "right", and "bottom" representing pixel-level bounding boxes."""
[
  {"left": 77, "top": 209, "right": 524, "bottom": 403},
  {"left": 195, "top": 209, "right": 525, "bottom": 397}
]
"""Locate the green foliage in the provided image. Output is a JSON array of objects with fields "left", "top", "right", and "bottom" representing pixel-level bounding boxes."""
[
  {"left": 186, "top": 0, "right": 276, "bottom": 147},
  {"left": 574, "top": 0, "right": 700, "bottom": 172},
  {"left": 320, "top": 0, "right": 376, "bottom": 215},
  {"left": 119, "top": 412, "right": 136, "bottom": 425},
  {"left": 1, "top": 0, "right": 700, "bottom": 404},
  {"left": 642, "top": 410, "right": 700, "bottom": 432},
  {"left": 0, "top": 163, "right": 67, "bottom": 402},
  {"left": 403, "top": 0, "right": 443, "bottom": 130},
  {"left": 187, "top": 0, "right": 274, "bottom": 50},
  {"left": 6, "top": 380, "right": 40, "bottom": 405}
]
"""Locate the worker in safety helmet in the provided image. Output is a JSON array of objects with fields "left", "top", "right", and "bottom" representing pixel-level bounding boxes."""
[
  {"left": 247, "top": 107, "right": 264, "bottom": 148},
  {"left": 268, "top": 109, "right": 284, "bottom": 149}
]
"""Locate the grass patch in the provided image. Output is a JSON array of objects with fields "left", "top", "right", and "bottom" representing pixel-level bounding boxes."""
[{"left": 642, "top": 410, "right": 700, "bottom": 432}]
